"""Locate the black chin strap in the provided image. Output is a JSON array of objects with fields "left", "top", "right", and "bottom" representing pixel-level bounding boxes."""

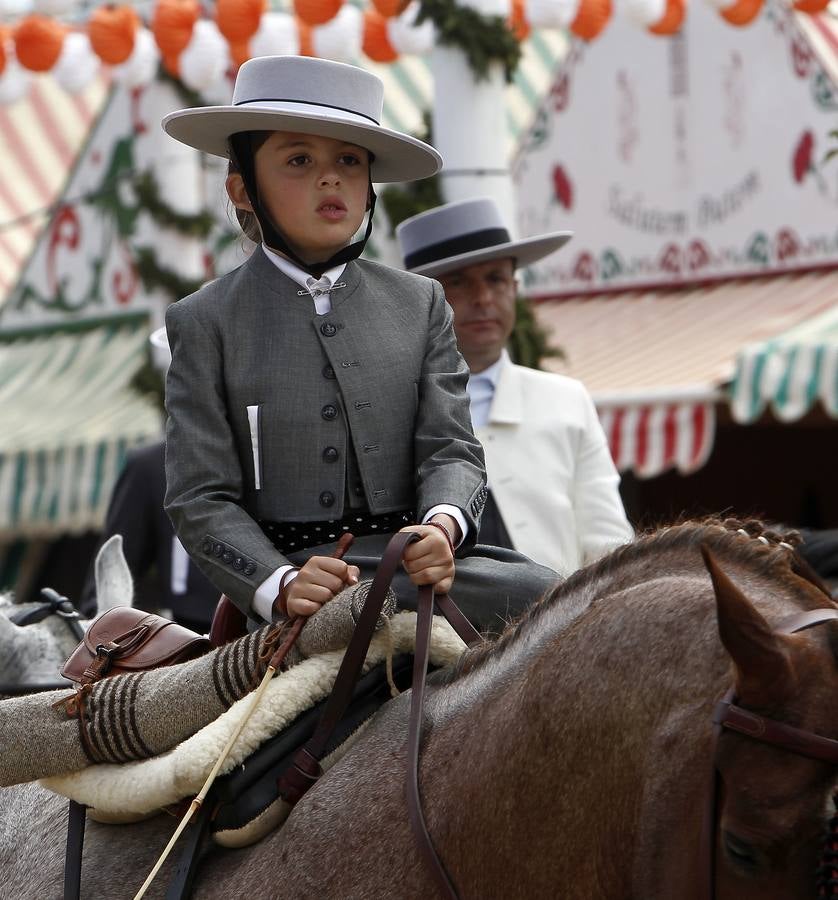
[{"left": 229, "top": 132, "right": 376, "bottom": 278}]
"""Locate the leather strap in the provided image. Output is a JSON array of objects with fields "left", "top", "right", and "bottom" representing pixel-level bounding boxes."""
[
  {"left": 714, "top": 699, "right": 838, "bottom": 764},
  {"left": 433, "top": 593, "right": 482, "bottom": 647},
  {"left": 10, "top": 588, "right": 85, "bottom": 643},
  {"left": 63, "top": 800, "right": 86, "bottom": 900},
  {"left": 407, "top": 583, "right": 458, "bottom": 898},
  {"left": 278, "top": 531, "right": 422, "bottom": 804},
  {"left": 701, "top": 606, "right": 838, "bottom": 900}
]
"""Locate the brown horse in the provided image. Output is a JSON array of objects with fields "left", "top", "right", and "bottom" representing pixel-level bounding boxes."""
[{"left": 1, "top": 518, "right": 837, "bottom": 898}]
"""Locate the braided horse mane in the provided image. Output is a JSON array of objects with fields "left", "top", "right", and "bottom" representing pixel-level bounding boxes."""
[{"left": 447, "top": 516, "right": 834, "bottom": 685}]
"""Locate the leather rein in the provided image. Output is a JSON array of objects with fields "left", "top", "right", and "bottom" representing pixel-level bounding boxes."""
[
  {"left": 274, "top": 530, "right": 481, "bottom": 898},
  {"left": 699, "top": 607, "right": 838, "bottom": 900}
]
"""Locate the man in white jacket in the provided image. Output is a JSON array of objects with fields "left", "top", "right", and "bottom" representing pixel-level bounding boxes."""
[{"left": 397, "top": 198, "right": 633, "bottom": 577}]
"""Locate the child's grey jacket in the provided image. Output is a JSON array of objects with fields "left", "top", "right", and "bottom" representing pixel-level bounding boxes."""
[{"left": 164, "top": 248, "right": 487, "bottom": 615}]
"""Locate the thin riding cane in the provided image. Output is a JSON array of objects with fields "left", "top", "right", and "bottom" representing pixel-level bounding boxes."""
[{"left": 132, "top": 533, "right": 354, "bottom": 900}]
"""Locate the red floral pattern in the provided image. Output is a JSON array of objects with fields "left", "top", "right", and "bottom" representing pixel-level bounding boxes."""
[
  {"left": 793, "top": 130, "right": 814, "bottom": 184},
  {"left": 687, "top": 240, "right": 710, "bottom": 272},
  {"left": 46, "top": 205, "right": 80, "bottom": 295},
  {"left": 552, "top": 164, "right": 574, "bottom": 210},
  {"left": 659, "top": 243, "right": 681, "bottom": 276},
  {"left": 775, "top": 228, "right": 800, "bottom": 261},
  {"left": 573, "top": 251, "right": 595, "bottom": 282}
]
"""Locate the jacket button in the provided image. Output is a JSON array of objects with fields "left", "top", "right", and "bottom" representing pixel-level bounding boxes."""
[
  {"left": 319, "top": 491, "right": 335, "bottom": 508},
  {"left": 323, "top": 446, "right": 339, "bottom": 463},
  {"left": 321, "top": 404, "right": 337, "bottom": 420},
  {"left": 202, "top": 539, "right": 213, "bottom": 554},
  {"left": 353, "top": 482, "right": 364, "bottom": 497},
  {"left": 320, "top": 322, "right": 337, "bottom": 337},
  {"left": 213, "top": 542, "right": 224, "bottom": 558},
  {"left": 233, "top": 557, "right": 244, "bottom": 571},
  {"left": 223, "top": 550, "right": 233, "bottom": 564},
  {"left": 244, "top": 562, "right": 256, "bottom": 577},
  {"left": 322, "top": 364, "right": 336, "bottom": 380}
]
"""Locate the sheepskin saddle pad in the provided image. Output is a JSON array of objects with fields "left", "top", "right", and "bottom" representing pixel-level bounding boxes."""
[{"left": 40, "top": 612, "right": 467, "bottom": 847}]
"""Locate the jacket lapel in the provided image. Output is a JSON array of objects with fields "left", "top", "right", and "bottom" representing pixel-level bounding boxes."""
[{"left": 487, "top": 355, "right": 524, "bottom": 425}]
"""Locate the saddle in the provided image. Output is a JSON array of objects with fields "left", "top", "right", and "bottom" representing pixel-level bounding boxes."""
[{"left": 62, "top": 534, "right": 481, "bottom": 900}]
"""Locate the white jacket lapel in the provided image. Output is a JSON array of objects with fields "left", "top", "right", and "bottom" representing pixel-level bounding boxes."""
[{"left": 487, "top": 355, "right": 524, "bottom": 425}]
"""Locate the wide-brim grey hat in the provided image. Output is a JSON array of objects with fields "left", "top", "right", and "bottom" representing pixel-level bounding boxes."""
[
  {"left": 162, "top": 56, "right": 441, "bottom": 184},
  {"left": 397, "top": 197, "right": 572, "bottom": 277}
]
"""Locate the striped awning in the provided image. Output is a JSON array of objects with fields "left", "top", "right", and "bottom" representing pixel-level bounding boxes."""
[
  {"left": 597, "top": 401, "right": 715, "bottom": 479},
  {"left": 534, "top": 270, "right": 838, "bottom": 478},
  {"left": 0, "top": 320, "right": 162, "bottom": 538},
  {"left": 731, "top": 303, "right": 838, "bottom": 423},
  {"left": 0, "top": 73, "right": 110, "bottom": 306}
]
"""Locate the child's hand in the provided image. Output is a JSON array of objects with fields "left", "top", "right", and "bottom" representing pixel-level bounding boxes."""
[
  {"left": 399, "top": 520, "right": 456, "bottom": 595},
  {"left": 284, "top": 556, "right": 360, "bottom": 617}
]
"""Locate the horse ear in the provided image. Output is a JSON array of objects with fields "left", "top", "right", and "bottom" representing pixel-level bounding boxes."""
[
  {"left": 700, "top": 544, "right": 794, "bottom": 701},
  {"left": 94, "top": 535, "right": 135, "bottom": 612}
]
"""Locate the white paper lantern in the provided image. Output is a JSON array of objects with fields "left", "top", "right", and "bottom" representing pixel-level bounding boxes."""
[
  {"left": 524, "top": 0, "right": 580, "bottom": 27},
  {"left": 387, "top": 2, "right": 435, "bottom": 56},
  {"left": 32, "top": 0, "right": 76, "bottom": 13},
  {"left": 111, "top": 27, "right": 159, "bottom": 89},
  {"left": 52, "top": 32, "right": 100, "bottom": 94},
  {"left": 313, "top": 5, "right": 362, "bottom": 63},
  {"left": 457, "top": 0, "right": 512, "bottom": 18},
  {"left": 622, "top": 0, "right": 666, "bottom": 24},
  {"left": 179, "top": 20, "right": 227, "bottom": 93},
  {"left": 250, "top": 11, "right": 299, "bottom": 58},
  {"left": 0, "top": 0, "right": 33, "bottom": 15},
  {"left": 0, "top": 52, "right": 31, "bottom": 105}
]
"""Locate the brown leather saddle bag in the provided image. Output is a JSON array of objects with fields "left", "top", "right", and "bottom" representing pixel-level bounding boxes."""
[{"left": 61, "top": 607, "right": 211, "bottom": 687}]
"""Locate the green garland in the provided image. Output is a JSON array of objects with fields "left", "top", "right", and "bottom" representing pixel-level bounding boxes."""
[
  {"left": 133, "top": 172, "right": 216, "bottom": 238},
  {"left": 135, "top": 247, "right": 206, "bottom": 300},
  {"left": 416, "top": 0, "right": 522, "bottom": 83}
]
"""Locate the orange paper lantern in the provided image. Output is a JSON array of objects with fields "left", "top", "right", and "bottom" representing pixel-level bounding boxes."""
[
  {"left": 508, "top": 0, "right": 531, "bottom": 41},
  {"left": 297, "top": 19, "right": 315, "bottom": 56},
  {"left": 371, "top": 0, "right": 409, "bottom": 17},
  {"left": 793, "top": 0, "right": 829, "bottom": 13},
  {"left": 15, "top": 16, "right": 67, "bottom": 72},
  {"left": 162, "top": 49, "right": 181, "bottom": 76},
  {"left": 648, "top": 0, "right": 684, "bottom": 34},
  {"left": 719, "top": 0, "right": 763, "bottom": 26},
  {"left": 152, "top": 0, "right": 200, "bottom": 58},
  {"left": 363, "top": 9, "right": 398, "bottom": 63},
  {"left": 295, "top": 0, "right": 344, "bottom": 26},
  {"left": 0, "top": 26, "right": 7, "bottom": 77},
  {"left": 217, "top": 0, "right": 266, "bottom": 43},
  {"left": 569, "top": 0, "right": 611, "bottom": 41},
  {"left": 88, "top": 5, "right": 141, "bottom": 65},
  {"left": 229, "top": 40, "right": 251, "bottom": 68}
]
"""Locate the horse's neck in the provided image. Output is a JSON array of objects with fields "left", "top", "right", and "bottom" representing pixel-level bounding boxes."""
[{"left": 425, "top": 575, "right": 726, "bottom": 896}]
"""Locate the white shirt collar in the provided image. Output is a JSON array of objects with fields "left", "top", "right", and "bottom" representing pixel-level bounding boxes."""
[
  {"left": 261, "top": 244, "right": 346, "bottom": 294},
  {"left": 468, "top": 350, "right": 509, "bottom": 389}
]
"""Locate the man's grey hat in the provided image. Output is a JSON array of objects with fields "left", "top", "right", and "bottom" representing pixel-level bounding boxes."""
[
  {"left": 163, "top": 56, "right": 442, "bottom": 183},
  {"left": 397, "top": 197, "right": 572, "bottom": 277}
]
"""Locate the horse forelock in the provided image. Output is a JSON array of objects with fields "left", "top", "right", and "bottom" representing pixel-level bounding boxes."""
[{"left": 446, "top": 516, "right": 817, "bottom": 685}]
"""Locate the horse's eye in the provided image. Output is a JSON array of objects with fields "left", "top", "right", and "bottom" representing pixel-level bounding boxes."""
[{"left": 722, "top": 830, "right": 761, "bottom": 874}]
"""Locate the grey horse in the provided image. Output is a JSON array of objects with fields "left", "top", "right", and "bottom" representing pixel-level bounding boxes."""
[{"left": 0, "top": 536, "right": 133, "bottom": 692}]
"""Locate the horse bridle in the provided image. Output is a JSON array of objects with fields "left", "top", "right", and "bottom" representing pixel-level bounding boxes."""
[
  {"left": 0, "top": 589, "right": 85, "bottom": 697},
  {"left": 699, "top": 607, "right": 838, "bottom": 900},
  {"left": 7, "top": 587, "right": 86, "bottom": 643}
]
